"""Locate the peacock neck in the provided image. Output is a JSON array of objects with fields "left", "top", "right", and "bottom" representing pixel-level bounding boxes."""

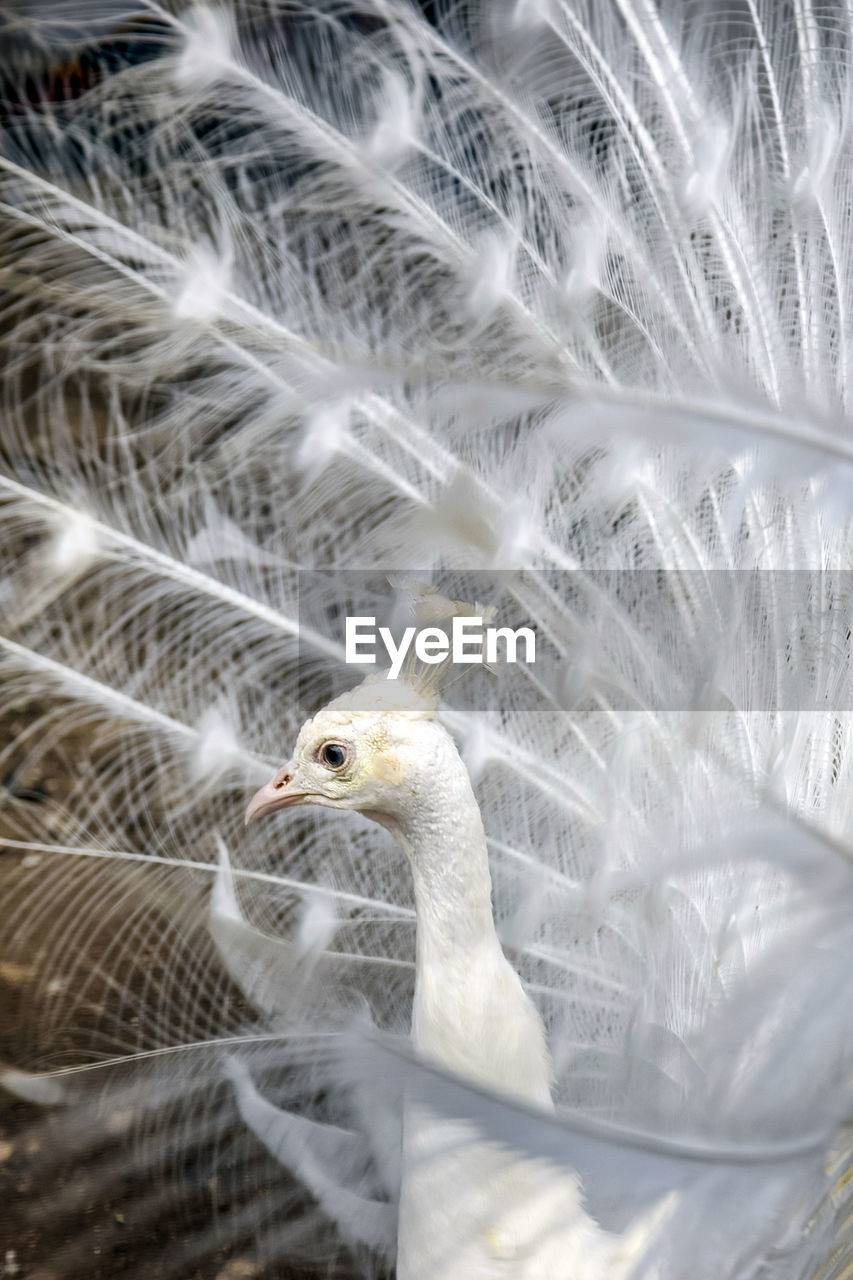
[
  {"left": 396, "top": 745, "right": 500, "bottom": 966},
  {"left": 389, "top": 724, "right": 553, "bottom": 1106}
]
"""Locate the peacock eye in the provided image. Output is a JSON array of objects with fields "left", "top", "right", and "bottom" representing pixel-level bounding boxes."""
[{"left": 319, "top": 742, "right": 348, "bottom": 770}]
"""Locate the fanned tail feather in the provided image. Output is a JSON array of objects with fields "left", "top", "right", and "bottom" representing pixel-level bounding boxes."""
[{"left": 1, "top": 2, "right": 853, "bottom": 1277}]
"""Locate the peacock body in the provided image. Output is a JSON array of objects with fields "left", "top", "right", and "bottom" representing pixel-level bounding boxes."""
[{"left": 1, "top": 1, "right": 853, "bottom": 1277}]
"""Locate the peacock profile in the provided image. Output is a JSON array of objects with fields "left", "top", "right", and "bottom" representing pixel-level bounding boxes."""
[{"left": 1, "top": 1, "right": 853, "bottom": 1278}]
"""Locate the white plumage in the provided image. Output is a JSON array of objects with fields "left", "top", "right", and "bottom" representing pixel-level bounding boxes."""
[
  {"left": 242, "top": 671, "right": 672, "bottom": 1278},
  {"left": 1, "top": 2, "right": 853, "bottom": 1278}
]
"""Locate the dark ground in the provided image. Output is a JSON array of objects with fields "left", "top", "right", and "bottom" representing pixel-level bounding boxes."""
[{"left": 0, "top": 845, "right": 266, "bottom": 1280}]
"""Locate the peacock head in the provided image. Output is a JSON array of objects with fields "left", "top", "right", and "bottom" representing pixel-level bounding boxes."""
[{"left": 244, "top": 674, "right": 442, "bottom": 834}]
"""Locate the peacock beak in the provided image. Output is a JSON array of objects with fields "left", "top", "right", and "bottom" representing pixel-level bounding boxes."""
[{"left": 244, "top": 761, "right": 306, "bottom": 825}]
